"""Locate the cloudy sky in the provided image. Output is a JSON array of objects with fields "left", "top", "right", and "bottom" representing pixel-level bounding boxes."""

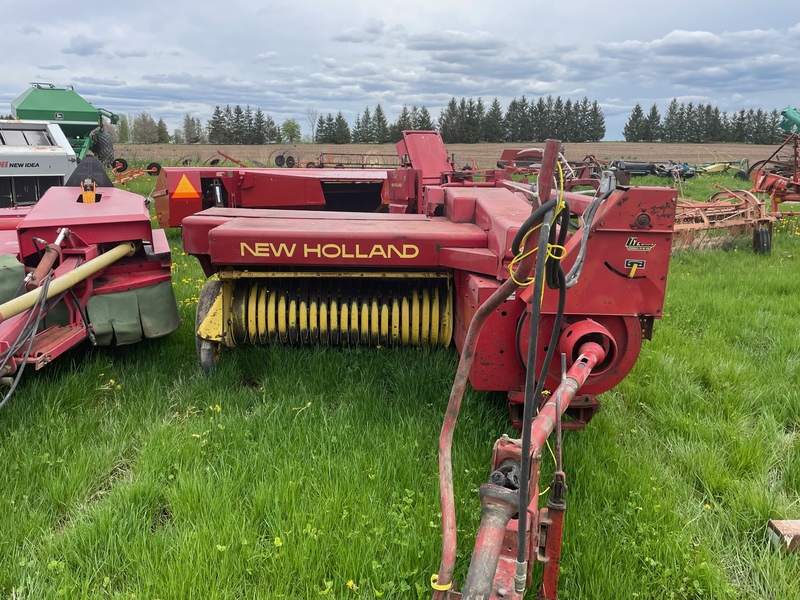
[{"left": 2, "top": 1, "right": 799, "bottom": 140}]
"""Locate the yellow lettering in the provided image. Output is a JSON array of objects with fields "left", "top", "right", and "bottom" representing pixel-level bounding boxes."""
[
  {"left": 402, "top": 244, "right": 419, "bottom": 259},
  {"left": 356, "top": 244, "right": 369, "bottom": 259},
  {"left": 322, "top": 244, "right": 340, "bottom": 258},
  {"left": 341, "top": 245, "right": 355, "bottom": 259},
  {"left": 240, "top": 242, "right": 271, "bottom": 257},
  {"left": 369, "top": 245, "right": 387, "bottom": 259},
  {"left": 304, "top": 244, "right": 321, "bottom": 258},
  {"left": 270, "top": 242, "right": 296, "bottom": 257}
]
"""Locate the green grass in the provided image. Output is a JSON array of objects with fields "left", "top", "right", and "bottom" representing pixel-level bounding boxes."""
[{"left": 1, "top": 175, "right": 799, "bottom": 599}]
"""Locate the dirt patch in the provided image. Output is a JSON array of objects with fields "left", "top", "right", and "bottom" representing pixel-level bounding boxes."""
[{"left": 115, "top": 141, "right": 776, "bottom": 171}]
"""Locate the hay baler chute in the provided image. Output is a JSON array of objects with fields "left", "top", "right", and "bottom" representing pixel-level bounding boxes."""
[
  {"left": 0, "top": 159, "right": 180, "bottom": 402},
  {"left": 183, "top": 133, "right": 677, "bottom": 598}
]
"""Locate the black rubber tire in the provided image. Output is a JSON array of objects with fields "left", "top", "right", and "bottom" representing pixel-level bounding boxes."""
[
  {"left": 753, "top": 228, "right": 772, "bottom": 254},
  {"left": 762, "top": 227, "right": 772, "bottom": 254},
  {"left": 196, "top": 280, "right": 223, "bottom": 372},
  {"left": 275, "top": 155, "right": 285, "bottom": 167},
  {"left": 112, "top": 157, "right": 128, "bottom": 172},
  {"left": 305, "top": 162, "right": 315, "bottom": 168},
  {"left": 93, "top": 131, "right": 115, "bottom": 168},
  {"left": 146, "top": 162, "right": 162, "bottom": 176},
  {"left": 285, "top": 156, "right": 295, "bottom": 168}
]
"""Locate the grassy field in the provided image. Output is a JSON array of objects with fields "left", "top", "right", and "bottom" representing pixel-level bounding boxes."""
[{"left": 1, "top": 173, "right": 799, "bottom": 599}]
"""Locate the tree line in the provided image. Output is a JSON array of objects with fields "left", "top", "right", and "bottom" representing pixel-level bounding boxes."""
[
  {"left": 311, "top": 95, "right": 605, "bottom": 144},
  {"left": 623, "top": 100, "right": 788, "bottom": 145},
  {"left": 112, "top": 94, "right": 606, "bottom": 146}
]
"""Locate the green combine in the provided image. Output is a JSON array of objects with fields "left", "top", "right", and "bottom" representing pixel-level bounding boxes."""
[{"left": 11, "top": 83, "right": 119, "bottom": 166}]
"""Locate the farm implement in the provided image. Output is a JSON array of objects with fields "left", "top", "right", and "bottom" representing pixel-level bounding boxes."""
[
  {"left": 110, "top": 158, "right": 163, "bottom": 187},
  {"left": 748, "top": 132, "right": 800, "bottom": 214},
  {"left": 183, "top": 132, "right": 677, "bottom": 598},
  {"left": 0, "top": 158, "right": 180, "bottom": 404},
  {"left": 152, "top": 162, "right": 390, "bottom": 228},
  {"left": 673, "top": 187, "right": 776, "bottom": 253},
  {"left": 496, "top": 147, "right": 602, "bottom": 191}
]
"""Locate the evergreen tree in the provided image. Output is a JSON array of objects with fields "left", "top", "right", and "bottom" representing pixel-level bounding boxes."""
[
  {"left": 223, "top": 105, "right": 234, "bottom": 143},
  {"left": 358, "top": 107, "right": 373, "bottom": 143},
  {"left": 156, "top": 118, "right": 170, "bottom": 143},
  {"left": 438, "top": 98, "right": 461, "bottom": 143},
  {"left": 389, "top": 105, "right": 414, "bottom": 142},
  {"left": 415, "top": 106, "right": 434, "bottom": 130},
  {"left": 504, "top": 98, "right": 523, "bottom": 142},
  {"left": 574, "top": 97, "right": 592, "bottom": 143},
  {"left": 768, "top": 109, "right": 784, "bottom": 144},
  {"left": 641, "top": 103, "right": 661, "bottom": 142},
  {"left": 483, "top": 98, "right": 505, "bottom": 143},
  {"left": 231, "top": 105, "right": 246, "bottom": 144},
  {"left": 333, "top": 111, "right": 351, "bottom": 144},
  {"left": 172, "top": 129, "right": 184, "bottom": 144},
  {"left": 350, "top": 115, "right": 363, "bottom": 143},
  {"left": 531, "top": 97, "right": 548, "bottom": 141},
  {"left": 265, "top": 114, "right": 281, "bottom": 143},
  {"left": 183, "top": 113, "right": 202, "bottom": 144},
  {"left": 587, "top": 101, "right": 605, "bottom": 141},
  {"left": 243, "top": 106, "right": 255, "bottom": 144},
  {"left": 463, "top": 98, "right": 484, "bottom": 143},
  {"left": 372, "top": 104, "right": 389, "bottom": 143},
  {"left": 207, "top": 106, "right": 227, "bottom": 144},
  {"left": 551, "top": 96, "right": 565, "bottom": 140},
  {"left": 623, "top": 104, "right": 645, "bottom": 142},
  {"left": 252, "top": 108, "right": 268, "bottom": 144},
  {"left": 661, "top": 99, "right": 679, "bottom": 142},
  {"left": 316, "top": 115, "right": 327, "bottom": 142}
]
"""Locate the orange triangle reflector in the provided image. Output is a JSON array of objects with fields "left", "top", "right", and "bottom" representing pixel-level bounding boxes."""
[{"left": 173, "top": 174, "right": 200, "bottom": 199}]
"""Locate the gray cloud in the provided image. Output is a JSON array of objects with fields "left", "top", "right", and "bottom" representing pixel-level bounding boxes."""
[{"left": 62, "top": 34, "right": 105, "bottom": 56}]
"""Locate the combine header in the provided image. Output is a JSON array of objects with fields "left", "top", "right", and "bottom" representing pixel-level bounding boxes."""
[
  {"left": 0, "top": 159, "right": 180, "bottom": 403},
  {"left": 183, "top": 132, "right": 676, "bottom": 598}
]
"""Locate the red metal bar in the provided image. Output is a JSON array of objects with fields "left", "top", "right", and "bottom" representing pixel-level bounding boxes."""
[
  {"left": 434, "top": 237, "right": 539, "bottom": 596},
  {"left": 455, "top": 340, "right": 605, "bottom": 600}
]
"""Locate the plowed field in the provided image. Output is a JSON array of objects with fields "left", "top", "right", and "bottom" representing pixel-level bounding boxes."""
[{"left": 115, "top": 141, "right": 776, "bottom": 171}]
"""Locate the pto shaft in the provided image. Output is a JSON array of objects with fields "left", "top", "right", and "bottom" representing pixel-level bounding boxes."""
[{"left": 0, "top": 242, "right": 135, "bottom": 325}]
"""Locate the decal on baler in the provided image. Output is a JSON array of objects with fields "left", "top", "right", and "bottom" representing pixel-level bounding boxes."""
[
  {"left": 625, "top": 237, "right": 656, "bottom": 251},
  {"left": 239, "top": 241, "right": 420, "bottom": 260}
]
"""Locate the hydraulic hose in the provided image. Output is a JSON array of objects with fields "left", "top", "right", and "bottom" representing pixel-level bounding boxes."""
[{"left": 434, "top": 230, "right": 542, "bottom": 594}]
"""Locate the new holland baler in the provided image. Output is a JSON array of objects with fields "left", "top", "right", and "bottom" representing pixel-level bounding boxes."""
[{"left": 182, "top": 132, "right": 677, "bottom": 599}]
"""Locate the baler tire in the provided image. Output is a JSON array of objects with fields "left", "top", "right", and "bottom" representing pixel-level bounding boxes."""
[
  {"left": 275, "top": 155, "right": 285, "bottom": 167},
  {"left": 196, "top": 280, "right": 223, "bottom": 372},
  {"left": 93, "top": 131, "right": 115, "bottom": 168},
  {"left": 146, "top": 162, "right": 162, "bottom": 176},
  {"left": 285, "top": 156, "right": 295, "bottom": 168}
]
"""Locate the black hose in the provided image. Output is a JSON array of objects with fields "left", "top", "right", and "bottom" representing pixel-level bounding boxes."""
[
  {"left": 515, "top": 207, "right": 553, "bottom": 569},
  {"left": 510, "top": 198, "right": 558, "bottom": 256},
  {"left": 0, "top": 274, "right": 53, "bottom": 411}
]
